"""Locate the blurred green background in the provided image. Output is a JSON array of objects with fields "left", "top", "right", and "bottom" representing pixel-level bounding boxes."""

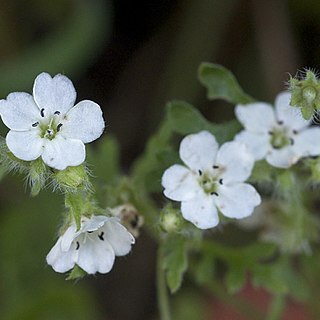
[{"left": 1, "top": 0, "right": 320, "bottom": 319}]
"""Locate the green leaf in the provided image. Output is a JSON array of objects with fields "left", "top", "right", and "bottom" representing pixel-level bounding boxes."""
[
  {"left": 225, "top": 264, "right": 246, "bottom": 294},
  {"left": 198, "top": 62, "right": 254, "bottom": 104},
  {"left": 162, "top": 235, "right": 188, "bottom": 293},
  {"left": 167, "top": 100, "right": 241, "bottom": 143},
  {"left": 194, "top": 254, "right": 215, "bottom": 285}
]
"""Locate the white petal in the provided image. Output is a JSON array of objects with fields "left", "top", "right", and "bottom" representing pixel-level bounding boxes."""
[
  {"left": 216, "top": 141, "right": 255, "bottom": 183},
  {"left": 6, "top": 130, "right": 44, "bottom": 161},
  {"left": 80, "top": 215, "right": 108, "bottom": 233},
  {"left": 0, "top": 93, "right": 40, "bottom": 130},
  {"left": 181, "top": 194, "right": 219, "bottom": 229},
  {"left": 102, "top": 218, "right": 135, "bottom": 256},
  {"left": 235, "top": 102, "right": 275, "bottom": 133},
  {"left": 60, "top": 223, "right": 78, "bottom": 252},
  {"left": 216, "top": 183, "right": 261, "bottom": 219},
  {"left": 162, "top": 164, "right": 200, "bottom": 201},
  {"left": 33, "top": 72, "right": 76, "bottom": 116},
  {"left": 266, "top": 147, "right": 299, "bottom": 168},
  {"left": 62, "top": 100, "right": 105, "bottom": 143},
  {"left": 294, "top": 127, "right": 320, "bottom": 157},
  {"left": 275, "top": 91, "right": 310, "bottom": 130},
  {"left": 46, "top": 237, "right": 76, "bottom": 273},
  {"left": 235, "top": 130, "right": 270, "bottom": 161},
  {"left": 42, "top": 136, "right": 85, "bottom": 170},
  {"left": 179, "top": 131, "right": 219, "bottom": 171},
  {"left": 76, "top": 236, "right": 115, "bottom": 274}
]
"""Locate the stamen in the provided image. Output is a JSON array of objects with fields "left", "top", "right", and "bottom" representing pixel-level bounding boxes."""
[
  {"left": 290, "top": 138, "right": 294, "bottom": 145},
  {"left": 98, "top": 232, "right": 104, "bottom": 241},
  {"left": 57, "top": 123, "right": 63, "bottom": 132},
  {"left": 210, "top": 192, "right": 219, "bottom": 196},
  {"left": 32, "top": 122, "right": 39, "bottom": 127},
  {"left": 293, "top": 129, "right": 298, "bottom": 135},
  {"left": 87, "top": 231, "right": 93, "bottom": 233},
  {"left": 198, "top": 170, "right": 202, "bottom": 176},
  {"left": 277, "top": 120, "right": 284, "bottom": 125},
  {"left": 268, "top": 131, "right": 273, "bottom": 135},
  {"left": 76, "top": 241, "right": 80, "bottom": 250},
  {"left": 40, "top": 108, "right": 45, "bottom": 117},
  {"left": 47, "top": 129, "right": 53, "bottom": 136},
  {"left": 54, "top": 111, "right": 61, "bottom": 115},
  {"left": 219, "top": 178, "right": 223, "bottom": 185},
  {"left": 213, "top": 165, "right": 219, "bottom": 169}
]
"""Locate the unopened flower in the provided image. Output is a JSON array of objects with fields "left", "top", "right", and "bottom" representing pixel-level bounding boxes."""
[
  {"left": 46, "top": 215, "right": 135, "bottom": 274},
  {"left": 0, "top": 72, "right": 105, "bottom": 170},
  {"left": 161, "top": 131, "right": 261, "bottom": 229},
  {"left": 235, "top": 91, "right": 320, "bottom": 168}
]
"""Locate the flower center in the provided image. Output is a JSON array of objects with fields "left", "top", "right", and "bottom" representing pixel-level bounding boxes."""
[
  {"left": 33, "top": 109, "right": 63, "bottom": 140},
  {"left": 197, "top": 166, "right": 223, "bottom": 196},
  {"left": 269, "top": 123, "right": 294, "bottom": 149}
]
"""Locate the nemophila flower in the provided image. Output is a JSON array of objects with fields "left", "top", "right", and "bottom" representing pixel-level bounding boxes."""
[
  {"left": 235, "top": 91, "right": 320, "bottom": 168},
  {"left": 161, "top": 131, "right": 261, "bottom": 229},
  {"left": 46, "top": 215, "right": 135, "bottom": 274},
  {"left": 0, "top": 72, "right": 105, "bottom": 170}
]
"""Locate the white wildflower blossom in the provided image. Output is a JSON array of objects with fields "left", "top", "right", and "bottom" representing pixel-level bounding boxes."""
[
  {"left": 46, "top": 215, "right": 135, "bottom": 274},
  {"left": 161, "top": 131, "right": 261, "bottom": 229},
  {"left": 235, "top": 91, "right": 320, "bottom": 168},
  {"left": 0, "top": 72, "right": 105, "bottom": 170}
]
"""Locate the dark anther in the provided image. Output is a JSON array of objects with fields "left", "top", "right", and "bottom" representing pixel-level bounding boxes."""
[
  {"left": 47, "top": 129, "right": 52, "bottom": 135},
  {"left": 210, "top": 192, "right": 219, "bottom": 196},
  {"left": 198, "top": 170, "right": 202, "bottom": 176},
  {"left": 54, "top": 111, "right": 61, "bottom": 115},
  {"left": 32, "top": 122, "right": 39, "bottom": 127},
  {"left": 203, "top": 180, "right": 208, "bottom": 184},
  {"left": 98, "top": 232, "right": 104, "bottom": 241},
  {"left": 213, "top": 165, "right": 219, "bottom": 169},
  {"left": 57, "top": 123, "right": 63, "bottom": 132},
  {"left": 76, "top": 241, "right": 80, "bottom": 250},
  {"left": 293, "top": 129, "right": 298, "bottom": 135},
  {"left": 273, "top": 145, "right": 281, "bottom": 149},
  {"left": 40, "top": 108, "right": 45, "bottom": 117},
  {"left": 219, "top": 178, "right": 223, "bottom": 185},
  {"left": 277, "top": 120, "right": 284, "bottom": 125},
  {"left": 87, "top": 231, "right": 93, "bottom": 233},
  {"left": 268, "top": 131, "right": 273, "bottom": 135},
  {"left": 290, "top": 138, "right": 294, "bottom": 145}
]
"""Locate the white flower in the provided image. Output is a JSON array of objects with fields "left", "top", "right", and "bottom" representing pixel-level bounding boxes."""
[
  {"left": 235, "top": 91, "right": 320, "bottom": 168},
  {"left": 161, "top": 131, "right": 261, "bottom": 229},
  {"left": 0, "top": 72, "right": 105, "bottom": 170},
  {"left": 46, "top": 215, "right": 135, "bottom": 274}
]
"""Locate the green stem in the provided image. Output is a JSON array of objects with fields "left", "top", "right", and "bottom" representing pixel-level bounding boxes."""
[
  {"left": 266, "top": 293, "right": 286, "bottom": 320},
  {"left": 157, "top": 246, "right": 171, "bottom": 320}
]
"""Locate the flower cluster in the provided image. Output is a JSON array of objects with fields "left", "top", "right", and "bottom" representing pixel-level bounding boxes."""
[
  {"left": 235, "top": 92, "right": 320, "bottom": 168},
  {"left": 0, "top": 72, "right": 105, "bottom": 170},
  {"left": 47, "top": 216, "right": 135, "bottom": 274},
  {"left": 162, "top": 131, "right": 261, "bottom": 229}
]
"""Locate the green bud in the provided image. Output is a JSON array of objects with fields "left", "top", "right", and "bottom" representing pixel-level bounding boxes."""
[
  {"left": 66, "top": 265, "right": 86, "bottom": 280},
  {"left": 53, "top": 165, "right": 91, "bottom": 192},
  {"left": 160, "top": 207, "right": 183, "bottom": 233},
  {"left": 289, "top": 70, "right": 320, "bottom": 119}
]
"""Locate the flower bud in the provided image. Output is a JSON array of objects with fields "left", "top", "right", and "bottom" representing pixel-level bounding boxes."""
[
  {"left": 28, "top": 158, "right": 47, "bottom": 196},
  {"left": 289, "top": 70, "right": 320, "bottom": 119},
  {"left": 160, "top": 208, "right": 183, "bottom": 233}
]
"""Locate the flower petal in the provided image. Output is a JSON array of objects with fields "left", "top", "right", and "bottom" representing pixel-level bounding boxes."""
[
  {"left": 33, "top": 72, "right": 76, "bottom": 116},
  {"left": 216, "top": 183, "right": 261, "bottom": 219},
  {"left": 179, "top": 131, "right": 219, "bottom": 171},
  {"left": 0, "top": 92, "right": 40, "bottom": 130},
  {"left": 61, "top": 100, "right": 105, "bottom": 143},
  {"left": 42, "top": 136, "right": 85, "bottom": 170},
  {"left": 102, "top": 218, "right": 135, "bottom": 256},
  {"left": 6, "top": 130, "right": 44, "bottom": 161},
  {"left": 216, "top": 141, "right": 255, "bottom": 183},
  {"left": 266, "top": 147, "right": 299, "bottom": 168},
  {"left": 235, "top": 102, "right": 275, "bottom": 133},
  {"left": 162, "top": 164, "right": 200, "bottom": 201},
  {"left": 293, "top": 127, "right": 320, "bottom": 157},
  {"left": 275, "top": 91, "right": 309, "bottom": 130},
  {"left": 46, "top": 237, "right": 76, "bottom": 273},
  {"left": 80, "top": 215, "right": 108, "bottom": 233},
  {"left": 60, "top": 223, "right": 78, "bottom": 251},
  {"left": 76, "top": 236, "right": 115, "bottom": 274},
  {"left": 181, "top": 194, "right": 219, "bottom": 229},
  {"left": 235, "top": 130, "right": 270, "bottom": 161}
]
